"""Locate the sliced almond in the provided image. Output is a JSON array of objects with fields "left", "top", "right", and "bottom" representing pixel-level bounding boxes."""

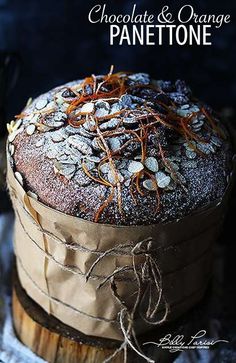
[
  {"left": 26, "top": 124, "right": 36, "bottom": 136},
  {"left": 27, "top": 191, "right": 38, "bottom": 200},
  {"left": 143, "top": 179, "right": 157, "bottom": 191},
  {"left": 80, "top": 102, "right": 94, "bottom": 114},
  {"left": 15, "top": 171, "right": 24, "bottom": 186},
  {"left": 128, "top": 161, "right": 144, "bottom": 174}
]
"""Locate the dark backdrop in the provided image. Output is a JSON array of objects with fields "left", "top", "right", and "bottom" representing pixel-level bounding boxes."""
[
  {"left": 0, "top": 0, "right": 235, "bottom": 122},
  {"left": 1, "top": 2, "right": 236, "bottom": 357}
]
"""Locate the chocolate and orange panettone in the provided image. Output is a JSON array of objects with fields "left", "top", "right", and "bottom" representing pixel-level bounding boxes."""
[
  {"left": 6, "top": 69, "right": 234, "bottom": 362},
  {"left": 7, "top": 69, "right": 232, "bottom": 224}
]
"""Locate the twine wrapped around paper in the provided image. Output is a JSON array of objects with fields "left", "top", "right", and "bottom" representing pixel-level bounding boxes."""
[{"left": 7, "top": 152, "right": 235, "bottom": 361}]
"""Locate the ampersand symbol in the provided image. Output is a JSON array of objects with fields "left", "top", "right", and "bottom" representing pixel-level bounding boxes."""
[{"left": 157, "top": 5, "right": 174, "bottom": 24}]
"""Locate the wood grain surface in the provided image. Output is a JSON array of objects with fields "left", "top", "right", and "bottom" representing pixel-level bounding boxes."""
[{"left": 12, "top": 270, "right": 188, "bottom": 363}]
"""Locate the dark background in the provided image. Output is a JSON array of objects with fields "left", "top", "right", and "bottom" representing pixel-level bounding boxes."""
[
  {"left": 0, "top": 0, "right": 235, "bottom": 124},
  {"left": 0, "top": 2, "right": 236, "bottom": 361}
]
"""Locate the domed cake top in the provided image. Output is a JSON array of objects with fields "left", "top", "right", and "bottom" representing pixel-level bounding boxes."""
[{"left": 7, "top": 67, "right": 230, "bottom": 224}]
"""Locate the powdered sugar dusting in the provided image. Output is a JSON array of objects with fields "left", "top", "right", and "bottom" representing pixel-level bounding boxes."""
[{"left": 8, "top": 72, "right": 232, "bottom": 225}]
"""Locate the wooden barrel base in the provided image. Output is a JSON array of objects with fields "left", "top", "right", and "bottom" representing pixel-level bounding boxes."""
[{"left": 12, "top": 269, "right": 205, "bottom": 363}]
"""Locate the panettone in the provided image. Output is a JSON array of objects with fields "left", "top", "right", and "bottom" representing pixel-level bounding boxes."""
[{"left": 7, "top": 69, "right": 232, "bottom": 225}]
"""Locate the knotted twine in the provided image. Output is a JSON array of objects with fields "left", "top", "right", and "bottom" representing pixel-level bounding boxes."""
[
  {"left": 12, "top": 193, "right": 168, "bottom": 362},
  {"left": 7, "top": 154, "right": 235, "bottom": 362}
]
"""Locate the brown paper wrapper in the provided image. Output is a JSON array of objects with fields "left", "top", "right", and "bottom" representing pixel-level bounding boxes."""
[{"left": 7, "top": 156, "right": 235, "bottom": 341}]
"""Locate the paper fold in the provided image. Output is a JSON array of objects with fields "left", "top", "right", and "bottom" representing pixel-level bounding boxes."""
[{"left": 7, "top": 157, "right": 234, "bottom": 341}]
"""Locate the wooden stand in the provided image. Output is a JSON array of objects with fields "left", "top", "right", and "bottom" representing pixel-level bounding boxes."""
[{"left": 12, "top": 271, "right": 193, "bottom": 363}]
